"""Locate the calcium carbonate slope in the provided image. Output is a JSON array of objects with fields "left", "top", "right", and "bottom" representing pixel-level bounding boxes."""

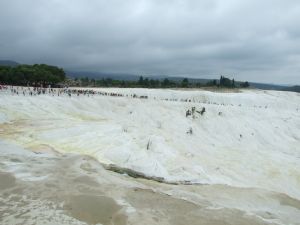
[{"left": 0, "top": 88, "right": 299, "bottom": 200}]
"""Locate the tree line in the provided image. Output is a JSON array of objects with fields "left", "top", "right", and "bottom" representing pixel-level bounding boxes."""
[
  {"left": 0, "top": 64, "right": 66, "bottom": 86},
  {"left": 74, "top": 76, "right": 250, "bottom": 88},
  {"left": 0, "top": 64, "right": 250, "bottom": 89},
  {"left": 76, "top": 76, "right": 183, "bottom": 88}
]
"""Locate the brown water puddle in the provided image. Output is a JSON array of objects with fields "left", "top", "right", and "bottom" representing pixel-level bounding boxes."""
[
  {"left": 0, "top": 172, "right": 16, "bottom": 190},
  {"left": 63, "top": 194, "right": 127, "bottom": 225}
]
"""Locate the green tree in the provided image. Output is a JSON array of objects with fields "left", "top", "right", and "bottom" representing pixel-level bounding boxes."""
[
  {"left": 138, "top": 76, "right": 144, "bottom": 86},
  {"left": 162, "top": 78, "right": 170, "bottom": 87},
  {"left": 181, "top": 78, "right": 189, "bottom": 88},
  {"left": 241, "top": 81, "right": 250, "bottom": 88},
  {"left": 0, "top": 64, "right": 66, "bottom": 86}
]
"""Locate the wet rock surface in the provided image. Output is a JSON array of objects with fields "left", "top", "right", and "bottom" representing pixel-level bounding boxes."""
[{"left": 1, "top": 141, "right": 300, "bottom": 225}]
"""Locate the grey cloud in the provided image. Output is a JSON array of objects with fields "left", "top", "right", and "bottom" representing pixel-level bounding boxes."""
[{"left": 0, "top": 0, "right": 300, "bottom": 84}]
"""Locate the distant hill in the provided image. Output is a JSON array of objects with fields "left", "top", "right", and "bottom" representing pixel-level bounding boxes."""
[
  {"left": 249, "top": 82, "right": 288, "bottom": 91},
  {"left": 282, "top": 85, "right": 300, "bottom": 93},
  {"left": 66, "top": 71, "right": 214, "bottom": 84},
  {"left": 65, "top": 70, "right": 300, "bottom": 93},
  {"left": 0, "top": 60, "right": 19, "bottom": 67},
  {"left": 164, "top": 76, "right": 213, "bottom": 84},
  {"left": 66, "top": 71, "right": 140, "bottom": 81}
]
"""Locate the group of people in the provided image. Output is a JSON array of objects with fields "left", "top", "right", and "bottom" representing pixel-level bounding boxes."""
[
  {"left": 0, "top": 85, "right": 149, "bottom": 99},
  {"left": 1, "top": 85, "right": 294, "bottom": 112},
  {"left": 1, "top": 85, "right": 210, "bottom": 105},
  {"left": 186, "top": 106, "right": 206, "bottom": 117}
]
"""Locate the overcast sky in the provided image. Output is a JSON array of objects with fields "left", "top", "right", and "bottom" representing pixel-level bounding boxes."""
[{"left": 1, "top": 0, "right": 300, "bottom": 84}]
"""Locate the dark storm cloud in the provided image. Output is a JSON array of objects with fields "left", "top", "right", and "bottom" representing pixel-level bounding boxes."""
[{"left": 1, "top": 0, "right": 300, "bottom": 83}]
